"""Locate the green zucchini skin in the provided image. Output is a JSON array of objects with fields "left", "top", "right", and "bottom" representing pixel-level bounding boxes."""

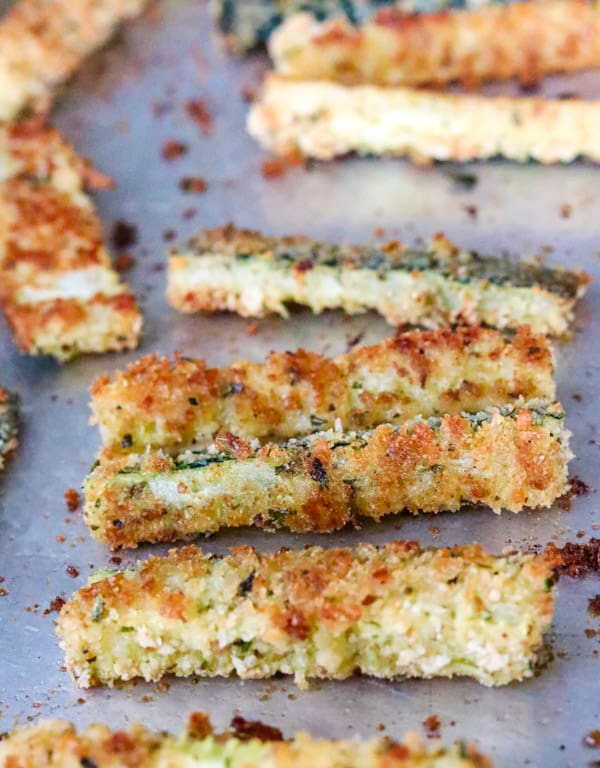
[
  {"left": 0, "top": 389, "right": 19, "bottom": 467},
  {"left": 211, "top": 0, "right": 507, "bottom": 50}
]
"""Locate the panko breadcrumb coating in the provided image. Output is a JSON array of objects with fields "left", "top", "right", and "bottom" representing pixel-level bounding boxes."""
[
  {"left": 0, "top": 119, "right": 141, "bottom": 360},
  {"left": 270, "top": 3, "right": 600, "bottom": 88},
  {"left": 57, "top": 541, "right": 559, "bottom": 688},
  {"left": 90, "top": 325, "right": 556, "bottom": 455},
  {"left": 248, "top": 74, "right": 600, "bottom": 164},
  {"left": 83, "top": 401, "right": 571, "bottom": 548},
  {"left": 0, "top": 714, "right": 494, "bottom": 767}
]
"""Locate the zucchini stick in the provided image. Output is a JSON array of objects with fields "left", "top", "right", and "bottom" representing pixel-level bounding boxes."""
[
  {"left": 0, "top": 714, "right": 493, "bottom": 767},
  {"left": 83, "top": 401, "right": 571, "bottom": 548},
  {"left": 212, "top": 0, "right": 503, "bottom": 52},
  {"left": 248, "top": 73, "right": 600, "bottom": 164},
  {"left": 0, "top": 0, "right": 149, "bottom": 121},
  {"left": 57, "top": 541, "right": 558, "bottom": 688},
  {"left": 90, "top": 326, "right": 556, "bottom": 456},
  {"left": 0, "top": 120, "right": 142, "bottom": 360},
  {"left": 168, "top": 226, "right": 589, "bottom": 336},
  {"left": 271, "top": 3, "right": 600, "bottom": 87},
  {"left": 0, "top": 387, "right": 19, "bottom": 471}
]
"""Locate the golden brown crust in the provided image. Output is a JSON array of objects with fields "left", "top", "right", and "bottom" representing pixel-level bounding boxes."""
[
  {"left": 0, "top": 0, "right": 149, "bottom": 121},
  {"left": 0, "top": 716, "right": 494, "bottom": 767},
  {"left": 0, "top": 120, "right": 142, "bottom": 360},
  {"left": 57, "top": 541, "right": 558, "bottom": 688},
  {"left": 271, "top": 2, "right": 600, "bottom": 87},
  {"left": 83, "top": 402, "right": 571, "bottom": 548},
  {"left": 90, "top": 326, "right": 555, "bottom": 455}
]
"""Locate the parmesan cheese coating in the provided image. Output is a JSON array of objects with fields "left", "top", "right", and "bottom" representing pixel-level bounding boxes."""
[
  {"left": 57, "top": 541, "right": 558, "bottom": 688},
  {"left": 0, "top": 0, "right": 148, "bottom": 121},
  {"left": 0, "top": 715, "right": 493, "bottom": 767},
  {"left": 0, "top": 120, "right": 142, "bottom": 360},
  {"left": 83, "top": 402, "right": 571, "bottom": 548},
  {"left": 248, "top": 74, "right": 600, "bottom": 164},
  {"left": 271, "top": 3, "right": 600, "bottom": 87},
  {"left": 90, "top": 326, "right": 556, "bottom": 455},
  {"left": 168, "top": 226, "right": 589, "bottom": 336}
]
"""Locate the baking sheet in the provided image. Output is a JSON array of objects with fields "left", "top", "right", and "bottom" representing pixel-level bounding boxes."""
[{"left": 1, "top": 1, "right": 600, "bottom": 763}]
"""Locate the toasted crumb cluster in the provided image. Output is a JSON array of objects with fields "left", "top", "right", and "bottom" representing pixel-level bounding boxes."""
[
  {"left": 0, "top": 0, "right": 149, "bottom": 121},
  {"left": 0, "top": 120, "right": 142, "bottom": 360},
  {"left": 57, "top": 541, "right": 558, "bottom": 688},
  {"left": 90, "top": 325, "right": 555, "bottom": 455},
  {"left": 0, "top": 714, "right": 493, "bottom": 767},
  {"left": 248, "top": 74, "right": 600, "bottom": 164},
  {"left": 271, "top": 2, "right": 600, "bottom": 87},
  {"left": 83, "top": 401, "right": 571, "bottom": 548},
  {"left": 0, "top": 386, "right": 19, "bottom": 471},
  {"left": 168, "top": 226, "right": 589, "bottom": 335}
]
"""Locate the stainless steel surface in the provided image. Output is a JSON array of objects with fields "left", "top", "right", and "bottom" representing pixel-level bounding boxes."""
[{"left": 1, "top": 1, "right": 599, "bottom": 763}]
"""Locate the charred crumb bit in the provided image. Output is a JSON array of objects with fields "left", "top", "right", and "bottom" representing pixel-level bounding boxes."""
[
  {"left": 155, "top": 680, "right": 171, "bottom": 693},
  {"left": 109, "top": 556, "right": 122, "bottom": 565},
  {"left": 185, "top": 100, "right": 212, "bottom": 134},
  {"left": 182, "top": 207, "right": 198, "bottom": 220},
  {"left": 588, "top": 596, "right": 600, "bottom": 617},
  {"left": 463, "top": 204, "right": 478, "bottom": 220},
  {"left": 44, "top": 596, "right": 66, "bottom": 614},
  {"left": 238, "top": 571, "right": 255, "bottom": 595},
  {"left": 448, "top": 170, "right": 478, "bottom": 190},
  {"left": 556, "top": 476, "right": 591, "bottom": 510},
  {"left": 229, "top": 716, "right": 283, "bottom": 743},
  {"left": 584, "top": 730, "right": 600, "bottom": 748},
  {"left": 261, "top": 154, "right": 302, "bottom": 179},
  {"left": 585, "top": 628, "right": 599, "bottom": 638},
  {"left": 162, "top": 139, "right": 189, "bottom": 161},
  {"left": 520, "top": 81, "right": 541, "bottom": 95},
  {"left": 287, "top": 693, "right": 296, "bottom": 700},
  {"left": 560, "top": 203, "right": 572, "bottom": 219},
  {"left": 422, "top": 714, "right": 441, "bottom": 737},
  {"left": 179, "top": 177, "right": 208, "bottom": 194},
  {"left": 577, "top": 530, "right": 586, "bottom": 538},
  {"left": 377, "top": 723, "right": 386, "bottom": 731},
  {"left": 428, "top": 525, "right": 440, "bottom": 535},
  {"left": 66, "top": 565, "right": 79, "bottom": 578},
  {"left": 140, "top": 695, "right": 154, "bottom": 703},
  {"left": 187, "top": 711, "right": 213, "bottom": 740},
  {"left": 246, "top": 322, "right": 258, "bottom": 335},
  {"left": 76, "top": 697, "right": 86, "bottom": 705},
  {"left": 241, "top": 85, "right": 257, "bottom": 103},
  {"left": 110, "top": 219, "right": 138, "bottom": 249},
  {"left": 346, "top": 330, "right": 365, "bottom": 350},
  {"left": 163, "top": 228, "right": 176, "bottom": 241},
  {"left": 64, "top": 488, "right": 80, "bottom": 511},
  {"left": 0, "top": 588, "right": 7, "bottom": 597},
  {"left": 572, "top": 393, "right": 582, "bottom": 402},
  {"left": 310, "top": 457, "right": 328, "bottom": 486},
  {"left": 558, "top": 92, "right": 579, "bottom": 100},
  {"left": 547, "top": 538, "right": 600, "bottom": 578},
  {"left": 114, "top": 252, "right": 136, "bottom": 272}
]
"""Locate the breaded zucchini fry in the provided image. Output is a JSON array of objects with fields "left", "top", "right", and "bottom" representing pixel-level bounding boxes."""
[
  {"left": 271, "top": 2, "right": 600, "bottom": 87},
  {"left": 0, "top": 715, "right": 493, "bottom": 767},
  {"left": 0, "top": 386, "right": 19, "bottom": 471},
  {"left": 0, "top": 0, "right": 149, "bottom": 121},
  {"left": 83, "top": 401, "right": 571, "bottom": 548},
  {"left": 168, "top": 226, "right": 589, "bottom": 336},
  {"left": 57, "top": 541, "right": 558, "bottom": 688},
  {"left": 90, "top": 326, "right": 556, "bottom": 455},
  {"left": 212, "top": 0, "right": 501, "bottom": 52},
  {"left": 0, "top": 120, "right": 142, "bottom": 360},
  {"left": 248, "top": 74, "right": 600, "bottom": 164}
]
